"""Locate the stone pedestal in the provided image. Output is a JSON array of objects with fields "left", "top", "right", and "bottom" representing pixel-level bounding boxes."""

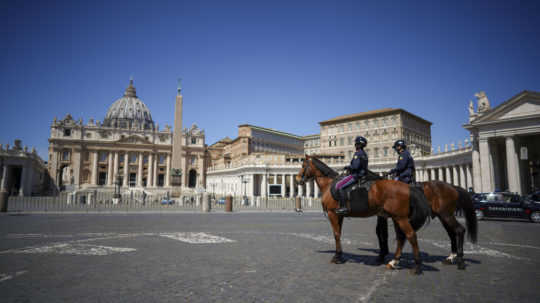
[
  {"left": 202, "top": 193, "right": 210, "bottom": 212},
  {"left": 225, "top": 195, "right": 233, "bottom": 212}
]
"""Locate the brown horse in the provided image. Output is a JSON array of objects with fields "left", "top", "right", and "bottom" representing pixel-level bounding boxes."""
[
  {"left": 375, "top": 180, "right": 478, "bottom": 270},
  {"left": 296, "top": 155, "right": 431, "bottom": 274}
]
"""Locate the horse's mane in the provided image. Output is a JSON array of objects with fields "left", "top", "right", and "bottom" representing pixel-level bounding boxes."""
[
  {"left": 310, "top": 157, "right": 339, "bottom": 178},
  {"left": 365, "top": 169, "right": 383, "bottom": 181}
]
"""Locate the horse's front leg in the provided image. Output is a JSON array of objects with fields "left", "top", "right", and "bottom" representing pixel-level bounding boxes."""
[
  {"left": 376, "top": 216, "right": 389, "bottom": 264},
  {"left": 395, "top": 218, "right": 423, "bottom": 275},
  {"left": 387, "top": 218, "right": 406, "bottom": 270},
  {"left": 328, "top": 211, "right": 345, "bottom": 264}
]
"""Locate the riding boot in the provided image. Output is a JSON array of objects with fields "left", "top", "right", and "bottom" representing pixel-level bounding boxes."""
[{"left": 335, "top": 189, "right": 349, "bottom": 215}]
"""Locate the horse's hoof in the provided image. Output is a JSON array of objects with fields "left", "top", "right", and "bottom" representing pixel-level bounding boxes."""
[
  {"left": 386, "top": 259, "right": 398, "bottom": 270},
  {"left": 410, "top": 267, "right": 422, "bottom": 275},
  {"left": 457, "top": 262, "right": 466, "bottom": 270},
  {"left": 331, "top": 255, "right": 345, "bottom": 264},
  {"left": 441, "top": 259, "right": 454, "bottom": 265}
]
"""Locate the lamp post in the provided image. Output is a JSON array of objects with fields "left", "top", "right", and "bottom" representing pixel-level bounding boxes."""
[
  {"left": 240, "top": 175, "right": 249, "bottom": 205},
  {"left": 113, "top": 175, "right": 121, "bottom": 204}
]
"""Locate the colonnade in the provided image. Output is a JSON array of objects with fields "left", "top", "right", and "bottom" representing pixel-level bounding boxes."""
[
  {"left": 416, "top": 163, "right": 473, "bottom": 190},
  {"left": 209, "top": 173, "right": 321, "bottom": 198},
  {"left": 89, "top": 151, "right": 171, "bottom": 188}
]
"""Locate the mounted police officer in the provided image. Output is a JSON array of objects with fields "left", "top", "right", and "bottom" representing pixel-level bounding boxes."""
[
  {"left": 335, "top": 136, "right": 368, "bottom": 215},
  {"left": 387, "top": 139, "right": 415, "bottom": 184}
]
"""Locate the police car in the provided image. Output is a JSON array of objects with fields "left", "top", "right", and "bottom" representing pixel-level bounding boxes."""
[{"left": 473, "top": 192, "right": 540, "bottom": 223}]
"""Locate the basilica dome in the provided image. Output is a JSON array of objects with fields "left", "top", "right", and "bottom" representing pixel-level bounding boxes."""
[{"left": 103, "top": 80, "right": 155, "bottom": 130}]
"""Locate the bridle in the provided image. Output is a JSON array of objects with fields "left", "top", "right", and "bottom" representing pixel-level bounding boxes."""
[{"left": 299, "top": 158, "right": 314, "bottom": 185}]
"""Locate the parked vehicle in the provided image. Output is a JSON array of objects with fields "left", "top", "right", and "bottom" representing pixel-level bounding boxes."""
[
  {"left": 161, "top": 199, "right": 174, "bottom": 205},
  {"left": 473, "top": 192, "right": 540, "bottom": 223},
  {"left": 216, "top": 198, "right": 226, "bottom": 205}
]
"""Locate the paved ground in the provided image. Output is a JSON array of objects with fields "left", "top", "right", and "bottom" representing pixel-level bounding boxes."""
[{"left": 0, "top": 212, "right": 539, "bottom": 302}]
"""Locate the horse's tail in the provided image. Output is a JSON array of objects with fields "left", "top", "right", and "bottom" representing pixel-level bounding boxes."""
[
  {"left": 409, "top": 186, "right": 431, "bottom": 231},
  {"left": 454, "top": 186, "right": 478, "bottom": 244}
]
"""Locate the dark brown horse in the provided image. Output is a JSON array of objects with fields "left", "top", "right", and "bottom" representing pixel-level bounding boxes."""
[
  {"left": 375, "top": 180, "right": 478, "bottom": 270},
  {"left": 296, "top": 155, "right": 431, "bottom": 274}
]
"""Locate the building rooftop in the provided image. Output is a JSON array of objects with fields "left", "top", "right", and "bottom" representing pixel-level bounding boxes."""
[
  {"left": 238, "top": 124, "right": 304, "bottom": 140},
  {"left": 319, "top": 108, "right": 432, "bottom": 125}
]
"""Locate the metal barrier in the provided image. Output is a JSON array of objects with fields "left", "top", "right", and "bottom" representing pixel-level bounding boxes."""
[{"left": 7, "top": 193, "right": 323, "bottom": 213}]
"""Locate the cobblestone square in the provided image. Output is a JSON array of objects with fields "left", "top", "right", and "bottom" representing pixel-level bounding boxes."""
[{"left": 1, "top": 212, "right": 539, "bottom": 302}]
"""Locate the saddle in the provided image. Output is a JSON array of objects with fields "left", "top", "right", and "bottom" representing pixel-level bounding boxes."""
[{"left": 330, "top": 175, "right": 376, "bottom": 214}]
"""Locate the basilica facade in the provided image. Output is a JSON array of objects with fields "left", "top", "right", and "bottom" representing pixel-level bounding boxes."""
[{"left": 47, "top": 80, "right": 207, "bottom": 194}]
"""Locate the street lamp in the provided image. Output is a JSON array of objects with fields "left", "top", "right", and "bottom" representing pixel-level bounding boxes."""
[
  {"left": 114, "top": 175, "right": 122, "bottom": 200},
  {"left": 241, "top": 175, "right": 249, "bottom": 205}
]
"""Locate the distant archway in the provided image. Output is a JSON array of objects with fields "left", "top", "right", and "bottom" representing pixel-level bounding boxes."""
[{"left": 188, "top": 169, "right": 197, "bottom": 188}]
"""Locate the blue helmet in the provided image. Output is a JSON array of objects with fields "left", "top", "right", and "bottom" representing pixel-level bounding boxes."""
[
  {"left": 355, "top": 136, "right": 367, "bottom": 148},
  {"left": 392, "top": 139, "right": 407, "bottom": 150}
]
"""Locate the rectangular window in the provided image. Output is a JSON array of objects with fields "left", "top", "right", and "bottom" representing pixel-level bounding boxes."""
[
  {"left": 348, "top": 123, "right": 352, "bottom": 131},
  {"left": 62, "top": 150, "right": 70, "bottom": 161},
  {"left": 339, "top": 138, "right": 344, "bottom": 146},
  {"left": 191, "top": 137, "right": 197, "bottom": 144},
  {"left": 99, "top": 152, "right": 108, "bottom": 163},
  {"left": 143, "top": 155, "right": 148, "bottom": 164},
  {"left": 63, "top": 129, "right": 71, "bottom": 137},
  {"left": 347, "top": 137, "right": 352, "bottom": 145},
  {"left": 129, "top": 153, "right": 137, "bottom": 163},
  {"left": 159, "top": 155, "right": 165, "bottom": 164}
]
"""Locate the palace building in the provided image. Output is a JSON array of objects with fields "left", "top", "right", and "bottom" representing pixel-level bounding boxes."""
[{"left": 47, "top": 79, "right": 208, "bottom": 194}]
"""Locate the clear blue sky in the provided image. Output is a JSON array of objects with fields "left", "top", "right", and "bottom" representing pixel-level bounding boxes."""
[{"left": 1, "top": 0, "right": 539, "bottom": 160}]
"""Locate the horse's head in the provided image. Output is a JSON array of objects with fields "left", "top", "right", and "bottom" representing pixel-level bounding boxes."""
[{"left": 296, "top": 155, "right": 315, "bottom": 185}]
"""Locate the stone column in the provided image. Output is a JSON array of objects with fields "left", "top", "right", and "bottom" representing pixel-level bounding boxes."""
[
  {"left": 153, "top": 155, "right": 158, "bottom": 187},
  {"left": 0, "top": 165, "right": 8, "bottom": 191},
  {"left": 306, "top": 180, "right": 312, "bottom": 198},
  {"left": 19, "top": 161, "right": 29, "bottom": 196},
  {"left": 472, "top": 140, "right": 482, "bottom": 192},
  {"left": 314, "top": 181, "right": 319, "bottom": 198},
  {"left": 0, "top": 165, "right": 8, "bottom": 212},
  {"left": 107, "top": 152, "right": 114, "bottom": 186},
  {"left": 459, "top": 165, "right": 466, "bottom": 189},
  {"left": 505, "top": 136, "right": 522, "bottom": 194},
  {"left": 72, "top": 149, "right": 81, "bottom": 187},
  {"left": 123, "top": 153, "right": 129, "bottom": 187},
  {"left": 281, "top": 174, "right": 286, "bottom": 197},
  {"left": 91, "top": 151, "right": 98, "bottom": 186},
  {"left": 148, "top": 153, "right": 153, "bottom": 188},
  {"left": 165, "top": 154, "right": 171, "bottom": 187},
  {"left": 289, "top": 174, "right": 295, "bottom": 197},
  {"left": 479, "top": 138, "right": 493, "bottom": 193},
  {"left": 438, "top": 167, "right": 444, "bottom": 182},
  {"left": 298, "top": 184, "right": 304, "bottom": 197},
  {"left": 113, "top": 152, "right": 119, "bottom": 182},
  {"left": 452, "top": 165, "right": 459, "bottom": 186},
  {"left": 466, "top": 164, "right": 473, "bottom": 190},
  {"left": 445, "top": 166, "right": 452, "bottom": 184},
  {"left": 137, "top": 152, "right": 143, "bottom": 187},
  {"left": 261, "top": 174, "right": 267, "bottom": 197}
]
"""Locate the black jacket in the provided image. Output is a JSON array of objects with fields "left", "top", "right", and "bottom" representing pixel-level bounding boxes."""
[
  {"left": 348, "top": 149, "right": 368, "bottom": 178},
  {"left": 390, "top": 149, "right": 415, "bottom": 183}
]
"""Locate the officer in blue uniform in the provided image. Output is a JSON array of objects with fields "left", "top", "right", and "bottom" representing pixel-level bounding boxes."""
[
  {"left": 335, "top": 136, "right": 368, "bottom": 215},
  {"left": 388, "top": 140, "right": 415, "bottom": 184}
]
